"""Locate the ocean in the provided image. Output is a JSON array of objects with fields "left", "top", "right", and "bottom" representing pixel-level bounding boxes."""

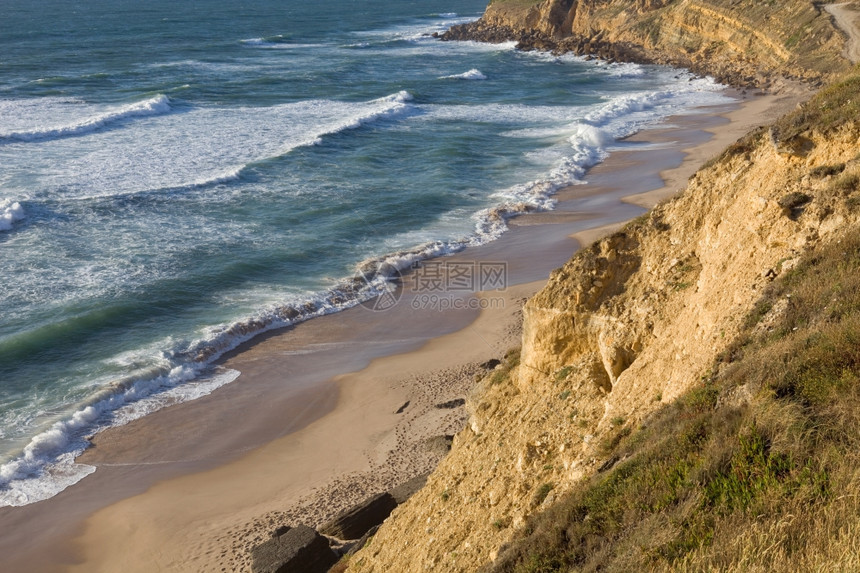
[{"left": 0, "top": 0, "right": 732, "bottom": 506}]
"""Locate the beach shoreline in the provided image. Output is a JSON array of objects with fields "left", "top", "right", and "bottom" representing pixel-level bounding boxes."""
[{"left": 0, "top": 85, "right": 808, "bottom": 573}]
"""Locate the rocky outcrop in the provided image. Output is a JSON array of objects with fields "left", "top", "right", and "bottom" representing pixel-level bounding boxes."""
[
  {"left": 423, "top": 435, "right": 455, "bottom": 456},
  {"left": 318, "top": 493, "right": 398, "bottom": 541},
  {"left": 388, "top": 473, "right": 429, "bottom": 504},
  {"left": 440, "top": 0, "right": 851, "bottom": 87},
  {"left": 347, "top": 75, "right": 860, "bottom": 571},
  {"left": 251, "top": 473, "right": 432, "bottom": 571},
  {"left": 250, "top": 525, "right": 338, "bottom": 573},
  {"left": 435, "top": 398, "right": 466, "bottom": 409}
]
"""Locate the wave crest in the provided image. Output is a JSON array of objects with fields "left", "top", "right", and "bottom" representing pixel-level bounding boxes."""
[
  {"left": 442, "top": 69, "right": 487, "bottom": 80},
  {"left": 0, "top": 368, "right": 239, "bottom": 506},
  {"left": 0, "top": 199, "right": 25, "bottom": 232},
  {"left": 0, "top": 71, "right": 732, "bottom": 506},
  {"left": 0, "top": 95, "right": 172, "bottom": 143},
  {"left": 240, "top": 36, "right": 324, "bottom": 49}
]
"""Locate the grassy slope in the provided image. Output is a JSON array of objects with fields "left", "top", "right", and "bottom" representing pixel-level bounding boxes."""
[{"left": 486, "top": 71, "right": 860, "bottom": 572}]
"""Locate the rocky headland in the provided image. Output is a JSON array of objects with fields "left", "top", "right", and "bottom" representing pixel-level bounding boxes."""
[{"left": 439, "top": 0, "right": 851, "bottom": 88}]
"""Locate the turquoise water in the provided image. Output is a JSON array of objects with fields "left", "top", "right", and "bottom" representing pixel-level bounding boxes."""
[{"left": 0, "top": 0, "right": 731, "bottom": 505}]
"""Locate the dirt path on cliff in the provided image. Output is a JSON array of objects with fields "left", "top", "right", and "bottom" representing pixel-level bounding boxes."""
[{"left": 826, "top": 2, "right": 860, "bottom": 63}]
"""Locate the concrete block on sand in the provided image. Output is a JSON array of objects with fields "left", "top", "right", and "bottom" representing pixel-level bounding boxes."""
[
  {"left": 250, "top": 525, "right": 337, "bottom": 573},
  {"left": 389, "top": 472, "right": 430, "bottom": 504},
  {"left": 318, "top": 492, "right": 398, "bottom": 541}
]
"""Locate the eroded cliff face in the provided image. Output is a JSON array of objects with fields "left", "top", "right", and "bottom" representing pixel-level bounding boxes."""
[
  {"left": 347, "top": 87, "right": 860, "bottom": 571},
  {"left": 443, "top": 0, "right": 850, "bottom": 86}
]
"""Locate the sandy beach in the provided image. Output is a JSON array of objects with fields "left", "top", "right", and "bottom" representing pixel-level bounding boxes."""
[{"left": 0, "top": 85, "right": 807, "bottom": 573}]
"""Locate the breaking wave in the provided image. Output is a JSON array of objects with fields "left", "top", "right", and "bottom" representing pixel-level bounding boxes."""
[
  {"left": 442, "top": 68, "right": 487, "bottom": 80},
  {"left": 0, "top": 199, "right": 25, "bottom": 232},
  {"left": 0, "top": 95, "right": 172, "bottom": 143}
]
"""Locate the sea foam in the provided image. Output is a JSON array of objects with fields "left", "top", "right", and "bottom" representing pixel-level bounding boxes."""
[
  {"left": 180, "top": 91, "right": 416, "bottom": 191},
  {"left": 176, "top": 91, "right": 416, "bottom": 189},
  {"left": 240, "top": 36, "right": 325, "bottom": 49},
  {"left": 0, "top": 199, "right": 25, "bottom": 231},
  {"left": 466, "top": 76, "right": 730, "bottom": 241},
  {"left": 28, "top": 91, "right": 417, "bottom": 202},
  {"left": 0, "top": 46, "right": 732, "bottom": 508},
  {"left": 442, "top": 69, "right": 487, "bottom": 80},
  {"left": 0, "top": 368, "right": 240, "bottom": 507},
  {"left": 0, "top": 95, "right": 172, "bottom": 143}
]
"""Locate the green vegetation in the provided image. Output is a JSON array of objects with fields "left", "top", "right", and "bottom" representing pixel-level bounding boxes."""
[
  {"left": 700, "top": 127, "right": 764, "bottom": 171},
  {"left": 486, "top": 229, "right": 860, "bottom": 572},
  {"left": 554, "top": 365, "right": 573, "bottom": 382},
  {"left": 773, "top": 73, "right": 860, "bottom": 139},
  {"left": 830, "top": 172, "right": 860, "bottom": 196},
  {"left": 776, "top": 191, "right": 811, "bottom": 211},
  {"left": 490, "top": 348, "right": 522, "bottom": 385},
  {"left": 532, "top": 483, "right": 554, "bottom": 507},
  {"left": 810, "top": 163, "right": 846, "bottom": 178}
]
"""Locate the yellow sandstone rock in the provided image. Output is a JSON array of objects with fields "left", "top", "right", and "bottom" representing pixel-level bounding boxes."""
[{"left": 348, "top": 92, "right": 860, "bottom": 572}]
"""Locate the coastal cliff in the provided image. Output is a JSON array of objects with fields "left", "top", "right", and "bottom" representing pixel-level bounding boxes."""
[
  {"left": 344, "top": 2, "right": 860, "bottom": 571},
  {"left": 347, "top": 74, "right": 860, "bottom": 571},
  {"left": 441, "top": 0, "right": 850, "bottom": 87}
]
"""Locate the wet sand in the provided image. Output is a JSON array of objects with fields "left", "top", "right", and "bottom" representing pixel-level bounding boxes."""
[{"left": 0, "top": 85, "right": 808, "bottom": 572}]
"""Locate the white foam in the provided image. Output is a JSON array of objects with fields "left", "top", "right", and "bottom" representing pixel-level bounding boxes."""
[
  {"left": 240, "top": 36, "right": 279, "bottom": 45},
  {"left": 442, "top": 69, "right": 487, "bottom": 80},
  {"left": 240, "top": 37, "right": 326, "bottom": 49},
  {"left": 464, "top": 78, "right": 732, "bottom": 241},
  {"left": 188, "top": 166, "right": 245, "bottom": 189},
  {"left": 601, "top": 62, "right": 647, "bottom": 77},
  {"left": 324, "top": 91, "right": 413, "bottom": 134},
  {"left": 193, "top": 91, "right": 415, "bottom": 189},
  {"left": 0, "top": 241, "right": 433, "bottom": 506},
  {"left": 582, "top": 91, "right": 664, "bottom": 127},
  {"left": 0, "top": 368, "right": 239, "bottom": 507},
  {"left": 0, "top": 63, "right": 734, "bottom": 506},
  {"left": 424, "top": 102, "right": 584, "bottom": 126},
  {"left": 0, "top": 199, "right": 25, "bottom": 231},
  {"left": 0, "top": 95, "right": 172, "bottom": 142},
  {"left": 570, "top": 124, "right": 614, "bottom": 148},
  {"left": 346, "top": 91, "right": 416, "bottom": 131},
  {"left": 352, "top": 14, "right": 476, "bottom": 45},
  {"left": 524, "top": 52, "right": 649, "bottom": 78},
  {"left": 18, "top": 91, "right": 416, "bottom": 202},
  {"left": 0, "top": 452, "right": 95, "bottom": 509}
]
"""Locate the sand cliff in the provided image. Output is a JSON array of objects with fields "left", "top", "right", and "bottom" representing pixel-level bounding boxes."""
[
  {"left": 441, "top": 0, "right": 850, "bottom": 87},
  {"left": 346, "top": 2, "right": 860, "bottom": 571}
]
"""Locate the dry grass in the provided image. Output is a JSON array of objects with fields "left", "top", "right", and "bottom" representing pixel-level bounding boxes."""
[
  {"left": 486, "top": 228, "right": 860, "bottom": 573},
  {"left": 773, "top": 71, "right": 860, "bottom": 139},
  {"left": 809, "top": 163, "right": 846, "bottom": 178}
]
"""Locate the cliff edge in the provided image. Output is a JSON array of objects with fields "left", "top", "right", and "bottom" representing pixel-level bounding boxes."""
[
  {"left": 441, "top": 0, "right": 852, "bottom": 87},
  {"left": 346, "top": 68, "right": 860, "bottom": 573},
  {"left": 343, "top": 3, "right": 860, "bottom": 571}
]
